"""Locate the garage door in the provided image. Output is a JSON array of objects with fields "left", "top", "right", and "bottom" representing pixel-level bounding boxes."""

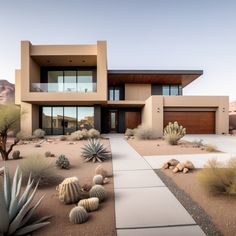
[{"left": 164, "top": 111, "right": 215, "bottom": 134}]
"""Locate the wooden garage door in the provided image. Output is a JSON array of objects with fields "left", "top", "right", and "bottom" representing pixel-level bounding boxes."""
[
  {"left": 125, "top": 112, "right": 141, "bottom": 129},
  {"left": 164, "top": 111, "right": 215, "bottom": 134}
]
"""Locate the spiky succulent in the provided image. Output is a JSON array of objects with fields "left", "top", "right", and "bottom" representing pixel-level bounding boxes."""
[
  {"left": 0, "top": 165, "right": 51, "bottom": 236},
  {"left": 81, "top": 139, "right": 111, "bottom": 163},
  {"left": 56, "top": 155, "right": 70, "bottom": 169}
]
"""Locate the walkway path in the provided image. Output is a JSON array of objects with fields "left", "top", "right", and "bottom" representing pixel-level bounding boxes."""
[{"left": 108, "top": 134, "right": 205, "bottom": 236}]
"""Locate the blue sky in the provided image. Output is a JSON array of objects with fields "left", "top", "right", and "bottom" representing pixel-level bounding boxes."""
[{"left": 0, "top": 0, "right": 236, "bottom": 101}]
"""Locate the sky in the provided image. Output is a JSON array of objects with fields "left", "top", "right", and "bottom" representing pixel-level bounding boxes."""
[{"left": 0, "top": 0, "right": 236, "bottom": 101}]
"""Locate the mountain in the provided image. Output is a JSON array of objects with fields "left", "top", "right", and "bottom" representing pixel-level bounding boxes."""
[{"left": 0, "top": 80, "right": 15, "bottom": 105}]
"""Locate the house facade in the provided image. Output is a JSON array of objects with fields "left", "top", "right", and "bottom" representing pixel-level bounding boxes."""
[{"left": 15, "top": 41, "right": 229, "bottom": 136}]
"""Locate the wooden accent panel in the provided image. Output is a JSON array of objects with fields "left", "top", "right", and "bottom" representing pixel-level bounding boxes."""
[
  {"left": 164, "top": 111, "right": 215, "bottom": 134},
  {"left": 125, "top": 112, "right": 141, "bottom": 129}
]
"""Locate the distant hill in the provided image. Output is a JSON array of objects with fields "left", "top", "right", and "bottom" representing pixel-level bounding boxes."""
[{"left": 0, "top": 80, "right": 15, "bottom": 105}]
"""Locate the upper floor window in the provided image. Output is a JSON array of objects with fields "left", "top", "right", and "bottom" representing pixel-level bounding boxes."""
[
  {"left": 109, "top": 86, "right": 124, "bottom": 100},
  {"left": 162, "top": 85, "right": 182, "bottom": 96}
]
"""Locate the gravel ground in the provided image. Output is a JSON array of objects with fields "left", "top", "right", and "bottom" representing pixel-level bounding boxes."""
[{"left": 155, "top": 169, "right": 223, "bottom": 236}]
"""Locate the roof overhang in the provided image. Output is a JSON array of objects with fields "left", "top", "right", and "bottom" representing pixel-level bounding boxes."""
[{"left": 108, "top": 70, "right": 203, "bottom": 87}]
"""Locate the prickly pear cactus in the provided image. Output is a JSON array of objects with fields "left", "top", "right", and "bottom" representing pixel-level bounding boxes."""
[
  {"left": 93, "top": 174, "right": 104, "bottom": 185},
  {"left": 163, "top": 121, "right": 186, "bottom": 145},
  {"left": 89, "top": 184, "right": 107, "bottom": 202},
  {"left": 78, "top": 197, "right": 99, "bottom": 212},
  {"left": 69, "top": 206, "right": 88, "bottom": 224},
  {"left": 57, "top": 177, "right": 81, "bottom": 204}
]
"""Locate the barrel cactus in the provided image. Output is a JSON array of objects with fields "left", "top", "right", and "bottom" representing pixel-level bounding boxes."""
[
  {"left": 57, "top": 177, "right": 81, "bottom": 204},
  {"left": 0, "top": 165, "right": 51, "bottom": 235},
  {"left": 81, "top": 139, "right": 111, "bottom": 163},
  {"left": 56, "top": 155, "right": 70, "bottom": 169},
  {"left": 12, "top": 150, "right": 21, "bottom": 159},
  {"left": 78, "top": 197, "right": 99, "bottom": 212},
  {"left": 93, "top": 174, "right": 104, "bottom": 185},
  {"left": 69, "top": 206, "right": 88, "bottom": 224},
  {"left": 89, "top": 184, "right": 107, "bottom": 202},
  {"left": 163, "top": 121, "right": 186, "bottom": 145}
]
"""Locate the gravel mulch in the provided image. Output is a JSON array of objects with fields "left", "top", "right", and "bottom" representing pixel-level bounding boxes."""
[{"left": 155, "top": 169, "right": 223, "bottom": 236}]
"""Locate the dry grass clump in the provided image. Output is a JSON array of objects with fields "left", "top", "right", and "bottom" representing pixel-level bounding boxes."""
[
  {"left": 125, "top": 128, "right": 135, "bottom": 137},
  {"left": 197, "top": 158, "right": 236, "bottom": 195},
  {"left": 33, "top": 128, "right": 45, "bottom": 139},
  {"left": 70, "top": 128, "right": 100, "bottom": 140},
  {"left": 88, "top": 128, "right": 100, "bottom": 138},
  {"left": 19, "top": 154, "right": 60, "bottom": 186},
  {"left": 133, "top": 125, "right": 158, "bottom": 140},
  {"left": 205, "top": 144, "right": 218, "bottom": 152}
]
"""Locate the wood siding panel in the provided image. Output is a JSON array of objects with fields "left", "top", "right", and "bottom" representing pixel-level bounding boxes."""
[
  {"left": 164, "top": 111, "right": 215, "bottom": 134},
  {"left": 125, "top": 112, "right": 141, "bottom": 129}
]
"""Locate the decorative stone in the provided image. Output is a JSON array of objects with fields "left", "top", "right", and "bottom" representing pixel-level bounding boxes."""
[
  {"left": 173, "top": 167, "right": 179, "bottom": 173},
  {"left": 183, "top": 168, "right": 189, "bottom": 174},
  {"left": 160, "top": 162, "right": 169, "bottom": 169},
  {"left": 176, "top": 163, "right": 185, "bottom": 171},
  {"left": 183, "top": 160, "right": 195, "bottom": 170},
  {"left": 167, "top": 159, "right": 179, "bottom": 166}
]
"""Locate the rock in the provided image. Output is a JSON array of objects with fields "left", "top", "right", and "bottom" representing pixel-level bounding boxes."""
[
  {"left": 176, "top": 163, "right": 185, "bottom": 171},
  {"left": 183, "top": 168, "right": 189, "bottom": 174},
  {"left": 173, "top": 167, "right": 179, "bottom": 173},
  {"left": 103, "top": 177, "right": 109, "bottom": 184},
  {"left": 167, "top": 159, "right": 179, "bottom": 166},
  {"left": 124, "top": 136, "right": 129, "bottom": 140},
  {"left": 160, "top": 162, "right": 169, "bottom": 169},
  {"left": 169, "top": 165, "right": 175, "bottom": 170},
  {"left": 183, "top": 160, "right": 195, "bottom": 170},
  {"left": 95, "top": 165, "right": 109, "bottom": 178}
]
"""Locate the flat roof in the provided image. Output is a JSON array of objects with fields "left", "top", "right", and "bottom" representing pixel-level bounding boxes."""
[{"left": 108, "top": 70, "right": 203, "bottom": 87}]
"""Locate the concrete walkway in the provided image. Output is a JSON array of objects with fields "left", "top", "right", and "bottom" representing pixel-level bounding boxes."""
[{"left": 108, "top": 134, "right": 205, "bottom": 236}]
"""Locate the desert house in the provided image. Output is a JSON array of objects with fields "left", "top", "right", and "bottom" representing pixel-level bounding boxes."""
[{"left": 15, "top": 41, "right": 229, "bottom": 136}]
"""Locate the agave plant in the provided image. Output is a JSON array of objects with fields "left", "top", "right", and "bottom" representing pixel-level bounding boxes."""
[
  {"left": 81, "top": 139, "right": 111, "bottom": 163},
  {"left": 0, "top": 165, "right": 51, "bottom": 236}
]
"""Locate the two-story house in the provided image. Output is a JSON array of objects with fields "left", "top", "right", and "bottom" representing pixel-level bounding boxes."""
[{"left": 15, "top": 41, "right": 229, "bottom": 136}]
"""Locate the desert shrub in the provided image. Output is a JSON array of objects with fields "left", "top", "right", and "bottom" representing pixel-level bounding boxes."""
[
  {"left": 134, "top": 125, "right": 158, "bottom": 140},
  {"left": 60, "top": 135, "right": 67, "bottom": 141},
  {"left": 197, "top": 158, "right": 236, "bottom": 195},
  {"left": 19, "top": 154, "right": 57, "bottom": 186},
  {"left": 192, "top": 139, "right": 204, "bottom": 148},
  {"left": 45, "top": 151, "right": 52, "bottom": 157},
  {"left": 163, "top": 121, "right": 186, "bottom": 145},
  {"left": 71, "top": 129, "right": 88, "bottom": 140},
  {"left": 205, "top": 144, "right": 217, "bottom": 152},
  {"left": 12, "top": 150, "right": 21, "bottom": 159},
  {"left": 125, "top": 128, "right": 134, "bottom": 137},
  {"left": 81, "top": 139, "right": 111, "bottom": 162},
  {"left": 33, "top": 128, "right": 45, "bottom": 139},
  {"left": 56, "top": 154, "right": 70, "bottom": 169},
  {"left": 88, "top": 128, "right": 100, "bottom": 138}
]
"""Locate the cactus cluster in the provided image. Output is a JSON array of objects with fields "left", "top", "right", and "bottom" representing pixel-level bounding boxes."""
[
  {"left": 81, "top": 139, "right": 111, "bottom": 163},
  {"left": 89, "top": 185, "right": 107, "bottom": 202},
  {"left": 69, "top": 206, "right": 88, "bottom": 224},
  {"left": 56, "top": 155, "right": 70, "bottom": 169},
  {"left": 163, "top": 121, "right": 186, "bottom": 145},
  {"left": 57, "top": 177, "right": 81, "bottom": 204},
  {"left": 0, "top": 165, "right": 51, "bottom": 235},
  {"left": 78, "top": 197, "right": 99, "bottom": 212}
]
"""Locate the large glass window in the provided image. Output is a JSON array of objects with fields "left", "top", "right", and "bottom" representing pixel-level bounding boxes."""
[
  {"left": 41, "top": 106, "right": 94, "bottom": 135},
  {"left": 52, "top": 107, "right": 64, "bottom": 135},
  {"left": 78, "top": 71, "right": 94, "bottom": 92},
  {"left": 48, "top": 71, "right": 63, "bottom": 92},
  {"left": 170, "top": 85, "right": 179, "bottom": 96},
  {"left": 64, "top": 71, "right": 77, "bottom": 92},
  {"left": 64, "top": 107, "right": 77, "bottom": 134},
  {"left": 42, "top": 107, "right": 52, "bottom": 135},
  {"left": 162, "top": 85, "right": 170, "bottom": 96}
]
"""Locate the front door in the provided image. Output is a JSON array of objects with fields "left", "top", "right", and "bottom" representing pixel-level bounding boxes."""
[{"left": 109, "top": 110, "right": 118, "bottom": 132}]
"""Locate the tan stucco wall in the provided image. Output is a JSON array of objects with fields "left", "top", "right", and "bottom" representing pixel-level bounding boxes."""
[
  {"left": 141, "top": 96, "right": 229, "bottom": 135},
  {"left": 15, "top": 69, "right": 21, "bottom": 105},
  {"left": 20, "top": 102, "right": 39, "bottom": 135},
  {"left": 21, "top": 40, "right": 107, "bottom": 103},
  {"left": 125, "top": 84, "right": 151, "bottom": 100}
]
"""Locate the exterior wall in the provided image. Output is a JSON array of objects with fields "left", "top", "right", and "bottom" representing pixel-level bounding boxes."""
[
  {"left": 125, "top": 84, "right": 151, "bottom": 101},
  {"left": 20, "top": 41, "right": 107, "bottom": 103},
  {"left": 20, "top": 102, "right": 39, "bottom": 135},
  {"left": 15, "top": 69, "right": 21, "bottom": 105},
  {"left": 141, "top": 96, "right": 229, "bottom": 136}
]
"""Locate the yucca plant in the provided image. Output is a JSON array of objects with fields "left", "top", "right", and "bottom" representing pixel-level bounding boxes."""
[
  {"left": 81, "top": 139, "right": 111, "bottom": 163},
  {"left": 0, "top": 165, "right": 51, "bottom": 235}
]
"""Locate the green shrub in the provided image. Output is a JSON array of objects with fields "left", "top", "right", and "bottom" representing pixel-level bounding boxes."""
[
  {"left": 12, "top": 150, "right": 21, "bottom": 159},
  {"left": 163, "top": 121, "right": 186, "bottom": 145},
  {"left": 19, "top": 154, "right": 57, "bottom": 186},
  {"left": 197, "top": 158, "right": 236, "bottom": 195},
  {"left": 33, "top": 128, "right": 45, "bottom": 139},
  {"left": 134, "top": 125, "right": 158, "bottom": 140},
  {"left": 0, "top": 165, "right": 51, "bottom": 235},
  {"left": 56, "top": 155, "right": 70, "bottom": 169},
  {"left": 81, "top": 139, "right": 111, "bottom": 163}
]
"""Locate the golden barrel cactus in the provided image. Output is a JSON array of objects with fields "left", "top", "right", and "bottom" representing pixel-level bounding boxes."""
[{"left": 78, "top": 197, "right": 99, "bottom": 212}]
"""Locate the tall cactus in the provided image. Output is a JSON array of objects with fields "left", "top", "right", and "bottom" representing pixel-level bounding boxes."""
[
  {"left": 0, "top": 165, "right": 51, "bottom": 236},
  {"left": 164, "top": 121, "right": 186, "bottom": 145}
]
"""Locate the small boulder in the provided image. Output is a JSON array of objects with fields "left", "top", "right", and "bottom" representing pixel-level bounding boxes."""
[
  {"left": 173, "top": 167, "right": 179, "bottom": 173},
  {"left": 160, "top": 162, "right": 169, "bottom": 169},
  {"left": 176, "top": 163, "right": 185, "bottom": 171},
  {"left": 167, "top": 159, "right": 179, "bottom": 166},
  {"left": 183, "top": 168, "right": 189, "bottom": 174},
  {"left": 169, "top": 165, "right": 175, "bottom": 170},
  {"left": 183, "top": 160, "right": 195, "bottom": 170}
]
